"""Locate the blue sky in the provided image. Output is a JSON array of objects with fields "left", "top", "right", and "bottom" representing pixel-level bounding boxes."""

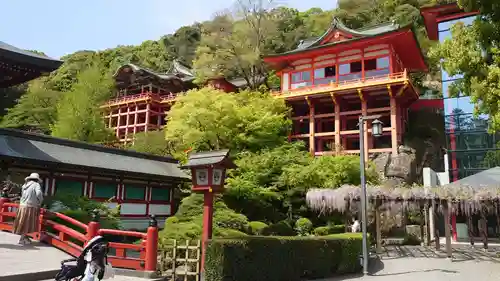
[{"left": 1, "top": 0, "right": 337, "bottom": 59}]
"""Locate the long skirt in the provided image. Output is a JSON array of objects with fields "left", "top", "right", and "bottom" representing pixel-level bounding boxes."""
[{"left": 13, "top": 206, "right": 40, "bottom": 235}]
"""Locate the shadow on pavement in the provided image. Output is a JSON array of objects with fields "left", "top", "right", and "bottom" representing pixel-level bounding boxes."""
[{"left": 0, "top": 243, "right": 41, "bottom": 250}]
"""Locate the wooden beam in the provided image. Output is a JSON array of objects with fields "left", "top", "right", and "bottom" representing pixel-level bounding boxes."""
[
  {"left": 397, "top": 81, "right": 409, "bottom": 96},
  {"left": 357, "top": 89, "right": 365, "bottom": 102},
  {"left": 329, "top": 93, "right": 337, "bottom": 105},
  {"left": 387, "top": 85, "right": 393, "bottom": 98}
]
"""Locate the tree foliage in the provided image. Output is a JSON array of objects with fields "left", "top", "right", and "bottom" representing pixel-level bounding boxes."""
[
  {"left": 127, "top": 130, "right": 174, "bottom": 156},
  {"left": 1, "top": 79, "right": 61, "bottom": 134},
  {"left": 164, "top": 87, "right": 290, "bottom": 158},
  {"left": 51, "top": 66, "right": 115, "bottom": 143}
]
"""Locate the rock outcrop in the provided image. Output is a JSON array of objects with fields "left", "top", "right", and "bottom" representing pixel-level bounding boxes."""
[{"left": 370, "top": 145, "right": 417, "bottom": 185}]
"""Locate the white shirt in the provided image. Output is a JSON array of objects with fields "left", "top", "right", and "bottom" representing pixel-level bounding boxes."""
[{"left": 351, "top": 220, "right": 360, "bottom": 233}]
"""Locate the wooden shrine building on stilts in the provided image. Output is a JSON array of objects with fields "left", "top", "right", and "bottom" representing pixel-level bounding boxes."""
[{"left": 264, "top": 18, "right": 432, "bottom": 157}]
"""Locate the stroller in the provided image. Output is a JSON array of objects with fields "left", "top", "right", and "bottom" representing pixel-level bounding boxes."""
[{"left": 55, "top": 236, "right": 111, "bottom": 281}]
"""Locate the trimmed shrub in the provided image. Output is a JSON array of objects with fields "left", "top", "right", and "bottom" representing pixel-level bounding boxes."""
[
  {"left": 247, "top": 221, "right": 268, "bottom": 235},
  {"left": 205, "top": 234, "right": 363, "bottom": 281},
  {"left": 313, "top": 224, "right": 346, "bottom": 236},
  {"left": 295, "top": 218, "right": 313, "bottom": 236},
  {"left": 215, "top": 228, "right": 248, "bottom": 238},
  {"left": 313, "top": 226, "right": 330, "bottom": 236},
  {"left": 261, "top": 220, "right": 296, "bottom": 236},
  {"left": 329, "top": 224, "right": 345, "bottom": 234}
]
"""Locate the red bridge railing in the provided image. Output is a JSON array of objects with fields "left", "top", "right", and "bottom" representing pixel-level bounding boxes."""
[{"left": 0, "top": 197, "right": 159, "bottom": 272}]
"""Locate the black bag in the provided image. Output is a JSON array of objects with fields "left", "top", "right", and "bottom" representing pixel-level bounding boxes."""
[{"left": 54, "top": 262, "right": 85, "bottom": 281}]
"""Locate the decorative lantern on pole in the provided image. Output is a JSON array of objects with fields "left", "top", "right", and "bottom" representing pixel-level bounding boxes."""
[{"left": 180, "top": 149, "right": 236, "bottom": 270}]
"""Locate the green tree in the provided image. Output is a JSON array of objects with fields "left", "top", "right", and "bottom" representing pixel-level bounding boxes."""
[
  {"left": 127, "top": 130, "right": 174, "bottom": 156},
  {"left": 224, "top": 142, "right": 311, "bottom": 222},
  {"left": 1, "top": 79, "right": 61, "bottom": 133},
  {"left": 193, "top": 0, "right": 280, "bottom": 89},
  {"left": 429, "top": 0, "right": 500, "bottom": 131},
  {"left": 164, "top": 87, "right": 290, "bottom": 158},
  {"left": 51, "top": 66, "right": 115, "bottom": 143}
]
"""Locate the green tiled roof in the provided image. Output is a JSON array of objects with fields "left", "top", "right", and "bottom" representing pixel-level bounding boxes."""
[{"left": 279, "top": 17, "right": 402, "bottom": 56}]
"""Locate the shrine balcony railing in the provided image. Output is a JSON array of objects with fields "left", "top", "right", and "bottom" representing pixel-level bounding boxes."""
[
  {"left": 102, "top": 92, "right": 188, "bottom": 107},
  {"left": 0, "top": 198, "right": 159, "bottom": 273},
  {"left": 273, "top": 70, "right": 410, "bottom": 99}
]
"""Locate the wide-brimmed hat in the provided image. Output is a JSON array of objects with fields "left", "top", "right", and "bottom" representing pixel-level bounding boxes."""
[{"left": 25, "top": 173, "right": 42, "bottom": 183}]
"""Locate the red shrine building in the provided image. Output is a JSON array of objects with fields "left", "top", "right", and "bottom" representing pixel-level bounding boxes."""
[
  {"left": 264, "top": 18, "right": 431, "bottom": 158},
  {"left": 102, "top": 61, "right": 240, "bottom": 143}
]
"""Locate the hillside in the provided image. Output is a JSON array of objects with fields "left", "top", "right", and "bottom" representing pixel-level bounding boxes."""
[{"left": 0, "top": 0, "right": 441, "bottom": 134}]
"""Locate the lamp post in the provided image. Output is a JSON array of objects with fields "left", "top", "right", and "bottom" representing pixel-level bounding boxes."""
[
  {"left": 180, "top": 150, "right": 236, "bottom": 271},
  {"left": 358, "top": 115, "right": 383, "bottom": 275}
]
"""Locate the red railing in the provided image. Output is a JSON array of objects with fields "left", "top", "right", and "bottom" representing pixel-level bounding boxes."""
[
  {"left": 272, "top": 70, "right": 409, "bottom": 98},
  {"left": 103, "top": 91, "right": 188, "bottom": 107},
  {"left": 0, "top": 197, "right": 159, "bottom": 272}
]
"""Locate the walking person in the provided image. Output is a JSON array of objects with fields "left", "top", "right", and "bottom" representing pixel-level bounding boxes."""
[{"left": 12, "top": 172, "right": 44, "bottom": 245}]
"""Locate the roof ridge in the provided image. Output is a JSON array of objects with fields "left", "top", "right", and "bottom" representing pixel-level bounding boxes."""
[{"left": 0, "top": 128, "right": 178, "bottom": 164}]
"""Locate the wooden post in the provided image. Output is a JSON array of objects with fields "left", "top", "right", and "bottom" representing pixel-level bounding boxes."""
[
  {"left": 344, "top": 199, "right": 351, "bottom": 232},
  {"left": 133, "top": 105, "right": 139, "bottom": 135},
  {"left": 332, "top": 94, "right": 341, "bottom": 154},
  {"left": 443, "top": 202, "right": 452, "bottom": 258},
  {"left": 424, "top": 201, "right": 431, "bottom": 246},
  {"left": 419, "top": 202, "right": 425, "bottom": 246},
  {"left": 307, "top": 97, "right": 315, "bottom": 155},
  {"left": 201, "top": 192, "right": 215, "bottom": 271},
  {"left": 145, "top": 103, "right": 151, "bottom": 133},
  {"left": 145, "top": 215, "right": 159, "bottom": 272},
  {"left": 467, "top": 210, "right": 474, "bottom": 246},
  {"left": 0, "top": 196, "right": 9, "bottom": 224},
  {"left": 434, "top": 201, "right": 440, "bottom": 250},
  {"left": 116, "top": 107, "right": 122, "bottom": 139},
  {"left": 86, "top": 210, "right": 101, "bottom": 246},
  {"left": 481, "top": 205, "right": 488, "bottom": 250},
  {"left": 389, "top": 93, "right": 398, "bottom": 156}
]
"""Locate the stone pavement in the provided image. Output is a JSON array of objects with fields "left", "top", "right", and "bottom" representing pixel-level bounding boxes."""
[
  {"left": 316, "top": 245, "right": 500, "bottom": 281},
  {"left": 0, "top": 230, "right": 71, "bottom": 281}
]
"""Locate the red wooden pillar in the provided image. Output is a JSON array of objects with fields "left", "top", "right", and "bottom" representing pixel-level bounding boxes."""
[
  {"left": 86, "top": 211, "right": 101, "bottom": 246},
  {"left": 0, "top": 196, "right": 9, "bottom": 224},
  {"left": 201, "top": 191, "right": 214, "bottom": 271},
  {"left": 145, "top": 215, "right": 159, "bottom": 272},
  {"left": 36, "top": 208, "right": 46, "bottom": 241}
]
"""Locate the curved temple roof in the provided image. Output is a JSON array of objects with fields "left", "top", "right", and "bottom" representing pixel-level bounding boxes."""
[
  {"left": 296, "top": 17, "right": 400, "bottom": 51},
  {"left": 113, "top": 60, "right": 196, "bottom": 83},
  {"left": 0, "top": 41, "right": 63, "bottom": 88},
  {"left": 264, "top": 16, "right": 427, "bottom": 73}
]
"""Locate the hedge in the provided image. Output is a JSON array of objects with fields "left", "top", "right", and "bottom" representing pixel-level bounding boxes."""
[
  {"left": 204, "top": 233, "right": 364, "bottom": 281},
  {"left": 313, "top": 224, "right": 345, "bottom": 236}
]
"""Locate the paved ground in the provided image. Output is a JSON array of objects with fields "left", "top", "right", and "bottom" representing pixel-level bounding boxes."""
[
  {"left": 317, "top": 245, "right": 500, "bottom": 281},
  {"left": 0, "top": 231, "right": 70, "bottom": 278}
]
